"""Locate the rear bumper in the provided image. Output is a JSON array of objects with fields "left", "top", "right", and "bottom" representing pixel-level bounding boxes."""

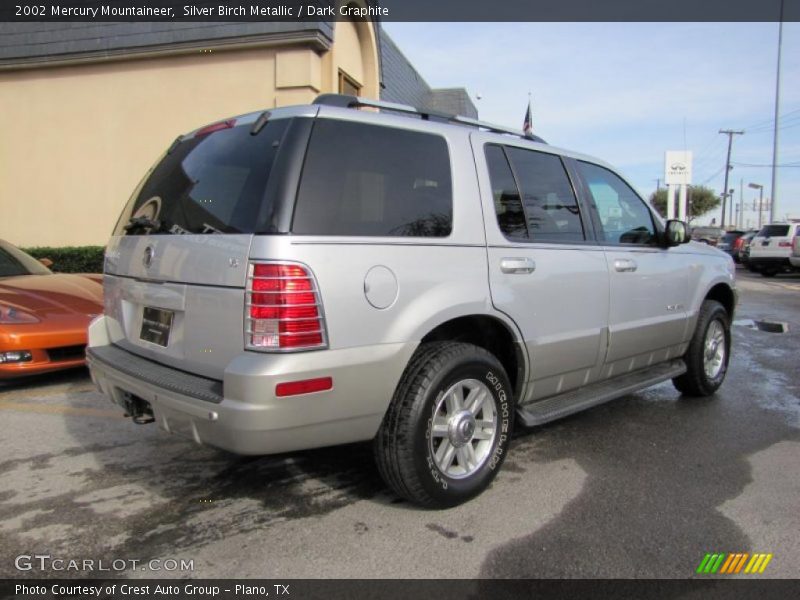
[
  {"left": 747, "top": 256, "right": 792, "bottom": 270},
  {"left": 86, "top": 316, "right": 416, "bottom": 455}
]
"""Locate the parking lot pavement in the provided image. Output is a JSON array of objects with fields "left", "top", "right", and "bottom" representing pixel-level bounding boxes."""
[{"left": 1, "top": 268, "right": 798, "bottom": 580}]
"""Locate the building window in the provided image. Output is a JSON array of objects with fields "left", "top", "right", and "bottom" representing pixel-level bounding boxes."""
[{"left": 338, "top": 70, "right": 362, "bottom": 96}]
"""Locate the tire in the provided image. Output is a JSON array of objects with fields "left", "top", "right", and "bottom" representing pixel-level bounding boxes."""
[
  {"left": 374, "top": 342, "right": 514, "bottom": 508},
  {"left": 673, "top": 300, "right": 731, "bottom": 397}
]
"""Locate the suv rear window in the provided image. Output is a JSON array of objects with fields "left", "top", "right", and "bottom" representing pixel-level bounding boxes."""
[
  {"left": 114, "top": 119, "right": 290, "bottom": 235},
  {"left": 292, "top": 119, "right": 452, "bottom": 237},
  {"left": 757, "top": 225, "right": 790, "bottom": 237}
]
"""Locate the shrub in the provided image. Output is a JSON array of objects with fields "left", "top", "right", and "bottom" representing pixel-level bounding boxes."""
[{"left": 22, "top": 246, "right": 105, "bottom": 274}]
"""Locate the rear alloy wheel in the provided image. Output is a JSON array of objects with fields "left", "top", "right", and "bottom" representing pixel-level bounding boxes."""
[
  {"left": 673, "top": 300, "right": 731, "bottom": 397},
  {"left": 374, "top": 342, "right": 514, "bottom": 508}
]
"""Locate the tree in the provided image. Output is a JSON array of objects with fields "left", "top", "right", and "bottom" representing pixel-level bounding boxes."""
[{"left": 649, "top": 186, "right": 721, "bottom": 224}]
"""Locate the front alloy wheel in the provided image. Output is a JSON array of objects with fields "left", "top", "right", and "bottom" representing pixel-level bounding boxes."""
[{"left": 673, "top": 299, "right": 731, "bottom": 397}]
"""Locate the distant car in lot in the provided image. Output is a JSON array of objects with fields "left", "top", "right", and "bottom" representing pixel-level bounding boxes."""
[
  {"left": 732, "top": 231, "right": 758, "bottom": 264},
  {"left": 747, "top": 222, "right": 800, "bottom": 277},
  {"left": 0, "top": 240, "right": 103, "bottom": 378},
  {"left": 690, "top": 226, "right": 725, "bottom": 246},
  {"left": 790, "top": 234, "right": 800, "bottom": 270},
  {"left": 717, "top": 230, "right": 746, "bottom": 257}
]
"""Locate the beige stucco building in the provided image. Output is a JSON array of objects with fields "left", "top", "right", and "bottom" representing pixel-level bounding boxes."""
[{"left": 0, "top": 17, "right": 475, "bottom": 247}]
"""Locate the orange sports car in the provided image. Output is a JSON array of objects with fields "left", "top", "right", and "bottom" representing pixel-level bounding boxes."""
[{"left": 0, "top": 240, "right": 103, "bottom": 378}]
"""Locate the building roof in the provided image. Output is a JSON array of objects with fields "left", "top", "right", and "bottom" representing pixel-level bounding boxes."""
[
  {"left": 0, "top": 21, "right": 477, "bottom": 118},
  {"left": 0, "top": 22, "right": 333, "bottom": 67},
  {"left": 379, "top": 32, "right": 477, "bottom": 119}
]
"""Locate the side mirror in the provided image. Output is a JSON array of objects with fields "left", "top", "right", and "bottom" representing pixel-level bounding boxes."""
[
  {"left": 663, "top": 220, "right": 689, "bottom": 247},
  {"left": 38, "top": 258, "right": 54, "bottom": 268}
]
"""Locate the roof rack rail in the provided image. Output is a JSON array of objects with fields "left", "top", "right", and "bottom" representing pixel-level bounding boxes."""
[{"left": 313, "top": 93, "right": 547, "bottom": 144}]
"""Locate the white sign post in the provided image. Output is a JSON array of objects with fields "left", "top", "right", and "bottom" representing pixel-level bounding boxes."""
[{"left": 665, "top": 151, "right": 693, "bottom": 220}]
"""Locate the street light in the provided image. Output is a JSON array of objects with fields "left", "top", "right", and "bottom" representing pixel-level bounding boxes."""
[{"left": 748, "top": 183, "right": 764, "bottom": 229}]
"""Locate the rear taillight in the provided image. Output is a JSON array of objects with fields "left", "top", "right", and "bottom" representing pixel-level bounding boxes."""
[
  {"left": 246, "top": 262, "right": 327, "bottom": 351},
  {"left": 778, "top": 241, "right": 792, "bottom": 248}
]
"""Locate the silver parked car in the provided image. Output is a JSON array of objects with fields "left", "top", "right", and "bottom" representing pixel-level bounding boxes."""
[{"left": 88, "top": 95, "right": 737, "bottom": 507}]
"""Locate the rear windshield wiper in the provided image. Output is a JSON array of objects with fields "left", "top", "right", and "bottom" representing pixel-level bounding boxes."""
[{"left": 124, "top": 216, "right": 162, "bottom": 232}]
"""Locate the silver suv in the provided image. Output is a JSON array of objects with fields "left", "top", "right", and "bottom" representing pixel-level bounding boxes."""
[{"left": 88, "top": 94, "right": 737, "bottom": 507}]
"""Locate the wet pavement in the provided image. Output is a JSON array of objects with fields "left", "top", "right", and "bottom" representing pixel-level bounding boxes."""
[{"left": 1, "top": 268, "right": 798, "bottom": 579}]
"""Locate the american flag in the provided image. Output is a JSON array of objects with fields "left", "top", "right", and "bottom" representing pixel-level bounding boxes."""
[{"left": 523, "top": 101, "right": 533, "bottom": 136}]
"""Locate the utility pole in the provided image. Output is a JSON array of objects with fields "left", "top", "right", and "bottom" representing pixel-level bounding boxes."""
[
  {"left": 719, "top": 129, "right": 744, "bottom": 228},
  {"left": 770, "top": 0, "right": 784, "bottom": 223}
]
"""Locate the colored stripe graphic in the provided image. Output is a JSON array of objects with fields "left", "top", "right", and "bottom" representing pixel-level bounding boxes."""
[
  {"left": 734, "top": 553, "right": 749, "bottom": 574},
  {"left": 720, "top": 554, "right": 736, "bottom": 574},
  {"left": 759, "top": 554, "right": 773, "bottom": 573},
  {"left": 711, "top": 554, "right": 726, "bottom": 573},
  {"left": 697, "top": 554, "right": 712, "bottom": 574},
  {"left": 698, "top": 552, "right": 772, "bottom": 575}
]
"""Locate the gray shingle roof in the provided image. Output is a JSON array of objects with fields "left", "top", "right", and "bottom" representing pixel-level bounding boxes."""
[
  {"left": 378, "top": 33, "right": 477, "bottom": 118},
  {"left": 0, "top": 22, "right": 333, "bottom": 66}
]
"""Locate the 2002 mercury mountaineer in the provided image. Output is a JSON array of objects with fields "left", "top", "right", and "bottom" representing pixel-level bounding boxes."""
[{"left": 87, "top": 94, "right": 736, "bottom": 507}]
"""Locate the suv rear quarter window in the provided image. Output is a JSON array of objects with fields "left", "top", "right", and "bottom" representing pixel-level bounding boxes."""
[
  {"left": 757, "top": 225, "right": 790, "bottom": 237},
  {"left": 292, "top": 119, "right": 452, "bottom": 237}
]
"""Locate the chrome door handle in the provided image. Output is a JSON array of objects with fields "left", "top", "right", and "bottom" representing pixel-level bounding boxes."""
[
  {"left": 614, "top": 258, "right": 638, "bottom": 272},
  {"left": 500, "top": 257, "right": 536, "bottom": 274}
]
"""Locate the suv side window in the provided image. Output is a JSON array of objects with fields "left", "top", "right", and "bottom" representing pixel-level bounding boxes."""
[
  {"left": 504, "top": 147, "right": 585, "bottom": 242},
  {"left": 292, "top": 119, "right": 452, "bottom": 237},
  {"left": 577, "top": 161, "right": 656, "bottom": 245}
]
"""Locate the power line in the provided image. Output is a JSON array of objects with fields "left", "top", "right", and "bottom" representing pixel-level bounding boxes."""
[
  {"left": 736, "top": 106, "right": 800, "bottom": 131},
  {"left": 731, "top": 162, "right": 800, "bottom": 168}
]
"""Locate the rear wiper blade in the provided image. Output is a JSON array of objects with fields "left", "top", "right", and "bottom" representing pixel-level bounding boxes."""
[{"left": 124, "top": 216, "right": 162, "bottom": 232}]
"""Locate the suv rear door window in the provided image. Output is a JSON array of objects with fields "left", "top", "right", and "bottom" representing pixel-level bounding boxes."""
[
  {"left": 114, "top": 119, "right": 290, "bottom": 235},
  {"left": 504, "top": 147, "right": 585, "bottom": 242},
  {"left": 292, "top": 119, "right": 452, "bottom": 237},
  {"left": 484, "top": 145, "right": 528, "bottom": 240},
  {"left": 577, "top": 161, "right": 656, "bottom": 245}
]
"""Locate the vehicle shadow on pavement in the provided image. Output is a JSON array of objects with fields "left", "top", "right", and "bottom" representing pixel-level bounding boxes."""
[
  {"left": 0, "top": 397, "right": 393, "bottom": 578},
  {"left": 479, "top": 323, "right": 800, "bottom": 578}
]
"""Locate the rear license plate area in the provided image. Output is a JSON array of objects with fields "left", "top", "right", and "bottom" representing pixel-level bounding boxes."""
[{"left": 140, "top": 307, "right": 174, "bottom": 347}]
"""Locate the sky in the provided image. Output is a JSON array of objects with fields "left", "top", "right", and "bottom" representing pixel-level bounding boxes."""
[{"left": 383, "top": 22, "right": 800, "bottom": 228}]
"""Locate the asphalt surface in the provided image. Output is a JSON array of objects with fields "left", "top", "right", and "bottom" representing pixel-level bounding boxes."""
[{"left": 1, "top": 268, "right": 798, "bottom": 579}]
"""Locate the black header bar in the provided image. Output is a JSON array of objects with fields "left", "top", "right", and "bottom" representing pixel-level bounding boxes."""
[{"left": 1, "top": 0, "right": 799, "bottom": 23}]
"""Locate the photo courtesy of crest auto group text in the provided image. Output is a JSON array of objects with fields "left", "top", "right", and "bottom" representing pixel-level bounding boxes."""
[{"left": 1, "top": 0, "right": 799, "bottom": 598}]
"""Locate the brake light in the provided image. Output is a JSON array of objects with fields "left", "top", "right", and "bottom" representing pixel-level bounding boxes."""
[
  {"left": 246, "top": 262, "right": 327, "bottom": 351},
  {"left": 778, "top": 241, "right": 792, "bottom": 248},
  {"left": 195, "top": 119, "right": 236, "bottom": 137}
]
